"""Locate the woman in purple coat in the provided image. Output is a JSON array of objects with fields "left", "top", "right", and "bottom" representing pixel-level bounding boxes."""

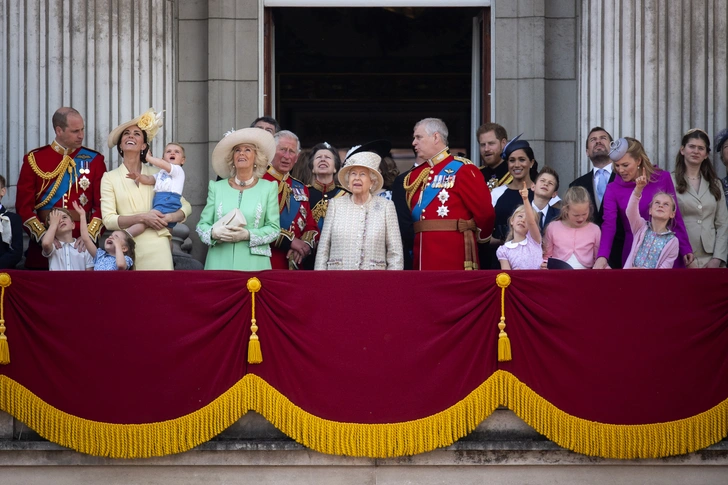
[{"left": 593, "top": 137, "right": 694, "bottom": 269}]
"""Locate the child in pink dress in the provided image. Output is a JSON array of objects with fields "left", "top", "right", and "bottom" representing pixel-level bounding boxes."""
[
  {"left": 497, "top": 181, "right": 543, "bottom": 269},
  {"left": 543, "top": 186, "right": 601, "bottom": 269}
]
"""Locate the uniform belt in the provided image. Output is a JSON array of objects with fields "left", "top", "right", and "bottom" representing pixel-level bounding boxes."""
[
  {"left": 413, "top": 218, "right": 479, "bottom": 270},
  {"left": 413, "top": 219, "right": 475, "bottom": 233}
]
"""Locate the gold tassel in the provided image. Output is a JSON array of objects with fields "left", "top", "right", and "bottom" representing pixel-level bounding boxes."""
[
  {"left": 0, "top": 273, "right": 11, "bottom": 365},
  {"left": 496, "top": 272, "right": 512, "bottom": 362},
  {"left": 247, "top": 277, "right": 262, "bottom": 364}
]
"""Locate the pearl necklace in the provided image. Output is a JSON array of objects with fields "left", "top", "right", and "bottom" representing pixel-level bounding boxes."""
[{"left": 235, "top": 176, "right": 256, "bottom": 187}]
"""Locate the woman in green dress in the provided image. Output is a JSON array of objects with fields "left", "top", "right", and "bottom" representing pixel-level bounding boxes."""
[{"left": 196, "top": 128, "right": 280, "bottom": 270}]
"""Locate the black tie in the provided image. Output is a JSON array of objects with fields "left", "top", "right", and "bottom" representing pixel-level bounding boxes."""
[{"left": 539, "top": 212, "right": 545, "bottom": 230}]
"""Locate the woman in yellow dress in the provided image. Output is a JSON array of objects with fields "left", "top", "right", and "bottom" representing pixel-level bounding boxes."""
[{"left": 100, "top": 109, "right": 191, "bottom": 270}]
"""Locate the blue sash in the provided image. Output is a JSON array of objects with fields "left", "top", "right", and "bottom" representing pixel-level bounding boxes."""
[
  {"left": 37, "top": 148, "right": 97, "bottom": 210},
  {"left": 411, "top": 160, "right": 463, "bottom": 222},
  {"left": 279, "top": 180, "right": 303, "bottom": 230},
  {"left": 74, "top": 148, "right": 97, "bottom": 173}
]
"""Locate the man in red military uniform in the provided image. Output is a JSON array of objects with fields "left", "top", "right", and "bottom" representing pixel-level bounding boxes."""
[
  {"left": 404, "top": 118, "right": 495, "bottom": 270},
  {"left": 16, "top": 107, "right": 106, "bottom": 269},
  {"left": 262, "top": 130, "right": 319, "bottom": 269}
]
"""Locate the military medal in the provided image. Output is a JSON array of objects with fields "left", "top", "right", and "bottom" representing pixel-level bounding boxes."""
[
  {"left": 292, "top": 187, "right": 308, "bottom": 201},
  {"left": 79, "top": 194, "right": 89, "bottom": 206},
  {"left": 79, "top": 176, "right": 91, "bottom": 190},
  {"left": 437, "top": 205, "right": 449, "bottom": 218},
  {"left": 438, "top": 190, "right": 450, "bottom": 203},
  {"left": 487, "top": 176, "right": 498, "bottom": 191}
]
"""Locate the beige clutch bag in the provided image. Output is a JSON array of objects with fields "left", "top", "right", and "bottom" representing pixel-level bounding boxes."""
[{"left": 212, "top": 208, "right": 247, "bottom": 231}]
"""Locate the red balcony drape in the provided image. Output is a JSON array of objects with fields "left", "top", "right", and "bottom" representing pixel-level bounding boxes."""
[{"left": 1, "top": 269, "right": 726, "bottom": 459}]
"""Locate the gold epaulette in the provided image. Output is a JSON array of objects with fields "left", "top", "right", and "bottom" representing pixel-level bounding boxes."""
[
  {"left": 453, "top": 156, "right": 474, "bottom": 165},
  {"left": 23, "top": 217, "right": 46, "bottom": 243},
  {"left": 499, "top": 173, "right": 513, "bottom": 186}
]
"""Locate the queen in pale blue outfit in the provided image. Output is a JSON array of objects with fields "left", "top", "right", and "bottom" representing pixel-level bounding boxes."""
[{"left": 197, "top": 128, "right": 280, "bottom": 271}]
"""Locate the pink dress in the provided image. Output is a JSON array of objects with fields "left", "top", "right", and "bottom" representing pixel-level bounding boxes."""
[
  {"left": 543, "top": 221, "right": 601, "bottom": 269},
  {"left": 496, "top": 232, "right": 542, "bottom": 269}
]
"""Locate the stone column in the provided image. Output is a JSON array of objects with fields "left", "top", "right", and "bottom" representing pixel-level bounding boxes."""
[
  {"left": 177, "top": 0, "right": 261, "bottom": 261},
  {"left": 494, "top": 0, "right": 580, "bottom": 183}
]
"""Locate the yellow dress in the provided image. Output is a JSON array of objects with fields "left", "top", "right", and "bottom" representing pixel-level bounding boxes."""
[{"left": 100, "top": 164, "right": 191, "bottom": 270}]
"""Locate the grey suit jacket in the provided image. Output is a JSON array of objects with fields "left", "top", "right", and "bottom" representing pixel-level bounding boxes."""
[{"left": 671, "top": 173, "right": 728, "bottom": 263}]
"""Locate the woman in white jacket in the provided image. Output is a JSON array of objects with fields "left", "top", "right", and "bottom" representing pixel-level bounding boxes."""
[{"left": 315, "top": 150, "right": 403, "bottom": 270}]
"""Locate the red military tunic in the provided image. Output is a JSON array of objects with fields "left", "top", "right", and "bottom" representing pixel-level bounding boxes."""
[
  {"left": 16, "top": 140, "right": 106, "bottom": 269},
  {"left": 262, "top": 167, "right": 319, "bottom": 269},
  {"left": 404, "top": 148, "right": 494, "bottom": 270}
]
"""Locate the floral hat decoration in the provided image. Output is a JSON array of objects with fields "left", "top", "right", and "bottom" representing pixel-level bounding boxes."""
[{"left": 107, "top": 108, "right": 165, "bottom": 148}]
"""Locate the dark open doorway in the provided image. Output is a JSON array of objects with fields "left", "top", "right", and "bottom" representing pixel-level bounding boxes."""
[{"left": 268, "top": 7, "right": 487, "bottom": 161}]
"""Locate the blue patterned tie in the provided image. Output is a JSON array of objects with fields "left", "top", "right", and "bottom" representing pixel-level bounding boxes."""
[{"left": 596, "top": 169, "right": 608, "bottom": 205}]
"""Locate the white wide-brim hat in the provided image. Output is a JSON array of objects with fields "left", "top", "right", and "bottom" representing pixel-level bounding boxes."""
[
  {"left": 338, "top": 151, "right": 384, "bottom": 193},
  {"left": 107, "top": 108, "right": 164, "bottom": 148},
  {"left": 211, "top": 128, "right": 277, "bottom": 179}
]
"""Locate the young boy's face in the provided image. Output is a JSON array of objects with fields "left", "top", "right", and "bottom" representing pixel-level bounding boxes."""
[
  {"left": 532, "top": 173, "right": 558, "bottom": 199},
  {"left": 163, "top": 144, "right": 185, "bottom": 166},
  {"left": 53, "top": 211, "right": 74, "bottom": 235}
]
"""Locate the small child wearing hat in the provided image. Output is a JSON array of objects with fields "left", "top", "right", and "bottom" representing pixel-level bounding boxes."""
[{"left": 125, "top": 142, "right": 186, "bottom": 237}]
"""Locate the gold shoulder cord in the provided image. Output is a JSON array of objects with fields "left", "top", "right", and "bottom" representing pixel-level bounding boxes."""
[
  {"left": 311, "top": 199, "right": 327, "bottom": 223},
  {"left": 29, "top": 153, "right": 72, "bottom": 210},
  {"left": 403, "top": 168, "right": 431, "bottom": 210},
  {"left": 277, "top": 181, "right": 292, "bottom": 213}
]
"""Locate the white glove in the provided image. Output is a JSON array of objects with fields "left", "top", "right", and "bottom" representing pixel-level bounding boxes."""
[
  {"left": 213, "top": 226, "right": 249, "bottom": 242},
  {"left": 211, "top": 226, "right": 229, "bottom": 241},
  {"left": 225, "top": 227, "right": 249, "bottom": 242}
]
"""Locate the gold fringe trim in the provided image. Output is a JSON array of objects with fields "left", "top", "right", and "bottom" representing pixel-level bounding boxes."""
[
  {"left": 497, "top": 370, "right": 728, "bottom": 459},
  {"left": 0, "top": 374, "right": 257, "bottom": 458},
  {"left": 1, "top": 371, "right": 726, "bottom": 460}
]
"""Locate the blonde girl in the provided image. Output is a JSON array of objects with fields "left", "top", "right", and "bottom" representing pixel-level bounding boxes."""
[
  {"left": 543, "top": 186, "right": 601, "bottom": 269},
  {"left": 623, "top": 173, "right": 679, "bottom": 269},
  {"left": 496, "top": 181, "right": 542, "bottom": 269}
]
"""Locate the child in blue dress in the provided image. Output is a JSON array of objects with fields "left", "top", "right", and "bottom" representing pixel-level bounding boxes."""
[{"left": 73, "top": 202, "right": 135, "bottom": 270}]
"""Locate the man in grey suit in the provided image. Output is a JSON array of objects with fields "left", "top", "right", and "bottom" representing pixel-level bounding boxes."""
[{"left": 569, "top": 126, "right": 624, "bottom": 268}]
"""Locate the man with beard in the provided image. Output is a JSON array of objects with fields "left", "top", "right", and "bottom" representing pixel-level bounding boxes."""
[
  {"left": 477, "top": 123, "right": 511, "bottom": 191},
  {"left": 570, "top": 126, "right": 623, "bottom": 268}
]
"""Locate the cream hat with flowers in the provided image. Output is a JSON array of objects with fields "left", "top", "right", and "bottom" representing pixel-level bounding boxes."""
[
  {"left": 107, "top": 108, "right": 164, "bottom": 148},
  {"left": 338, "top": 151, "right": 384, "bottom": 193},
  {"left": 211, "top": 128, "right": 277, "bottom": 179}
]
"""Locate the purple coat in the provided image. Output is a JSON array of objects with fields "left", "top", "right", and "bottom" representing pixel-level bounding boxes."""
[{"left": 597, "top": 170, "right": 692, "bottom": 267}]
